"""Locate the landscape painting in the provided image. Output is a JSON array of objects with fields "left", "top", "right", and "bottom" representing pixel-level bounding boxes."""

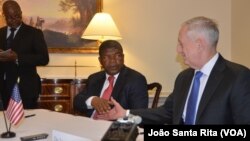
[{"left": 17, "top": 0, "right": 102, "bottom": 53}]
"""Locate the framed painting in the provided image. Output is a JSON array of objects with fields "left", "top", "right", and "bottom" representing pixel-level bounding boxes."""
[{"left": 19, "top": 0, "right": 102, "bottom": 54}]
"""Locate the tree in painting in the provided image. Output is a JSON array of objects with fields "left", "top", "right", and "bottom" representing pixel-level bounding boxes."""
[
  {"left": 59, "top": 0, "right": 97, "bottom": 36},
  {"left": 41, "top": 0, "right": 98, "bottom": 48}
]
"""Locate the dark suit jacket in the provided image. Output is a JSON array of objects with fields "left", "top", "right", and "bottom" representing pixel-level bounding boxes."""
[
  {"left": 74, "top": 66, "right": 149, "bottom": 117},
  {"left": 132, "top": 55, "right": 250, "bottom": 124},
  {"left": 0, "top": 23, "right": 49, "bottom": 109}
]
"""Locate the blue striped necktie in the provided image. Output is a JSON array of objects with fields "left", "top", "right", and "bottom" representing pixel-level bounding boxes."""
[{"left": 185, "top": 71, "right": 203, "bottom": 125}]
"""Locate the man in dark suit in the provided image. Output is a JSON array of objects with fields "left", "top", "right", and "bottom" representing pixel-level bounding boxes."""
[
  {"left": 74, "top": 40, "right": 148, "bottom": 118},
  {"left": 0, "top": 0, "right": 49, "bottom": 109},
  {"left": 97, "top": 16, "right": 250, "bottom": 124}
]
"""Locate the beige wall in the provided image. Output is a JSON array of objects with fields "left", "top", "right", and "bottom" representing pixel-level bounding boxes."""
[
  {"left": 38, "top": 0, "right": 232, "bottom": 96},
  {"left": 231, "top": 0, "right": 250, "bottom": 67}
]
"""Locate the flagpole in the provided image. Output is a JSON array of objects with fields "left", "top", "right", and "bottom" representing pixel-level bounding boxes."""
[
  {"left": 1, "top": 110, "right": 15, "bottom": 138},
  {"left": 8, "top": 123, "right": 12, "bottom": 132},
  {"left": 2, "top": 110, "right": 9, "bottom": 132},
  {"left": 1, "top": 103, "right": 16, "bottom": 138}
]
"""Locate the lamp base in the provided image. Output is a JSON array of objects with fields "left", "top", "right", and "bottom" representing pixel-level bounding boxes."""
[{"left": 1, "top": 131, "right": 16, "bottom": 138}]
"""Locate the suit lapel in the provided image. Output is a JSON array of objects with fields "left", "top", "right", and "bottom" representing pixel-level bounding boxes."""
[
  {"left": 196, "top": 55, "right": 226, "bottom": 121},
  {"left": 92, "top": 73, "right": 106, "bottom": 97},
  {"left": 11, "top": 24, "right": 25, "bottom": 51},
  {"left": 0, "top": 27, "right": 8, "bottom": 50},
  {"left": 111, "top": 66, "right": 126, "bottom": 99},
  {"left": 175, "top": 69, "right": 194, "bottom": 123}
]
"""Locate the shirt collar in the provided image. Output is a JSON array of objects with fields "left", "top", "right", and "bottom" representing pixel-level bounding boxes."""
[
  {"left": 198, "top": 53, "right": 219, "bottom": 76},
  {"left": 8, "top": 24, "right": 22, "bottom": 31},
  {"left": 105, "top": 73, "right": 119, "bottom": 80}
]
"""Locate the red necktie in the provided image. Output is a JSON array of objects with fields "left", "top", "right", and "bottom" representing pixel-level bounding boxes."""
[
  {"left": 93, "top": 76, "right": 114, "bottom": 119},
  {"left": 102, "top": 76, "right": 115, "bottom": 100}
]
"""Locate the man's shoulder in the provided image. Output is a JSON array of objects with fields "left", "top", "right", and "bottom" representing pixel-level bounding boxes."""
[
  {"left": 21, "top": 23, "right": 42, "bottom": 32},
  {"left": 225, "top": 60, "right": 250, "bottom": 74},
  {"left": 122, "top": 66, "right": 146, "bottom": 78},
  {"left": 216, "top": 55, "right": 250, "bottom": 74},
  {"left": 175, "top": 68, "right": 194, "bottom": 81},
  {"left": 179, "top": 68, "right": 193, "bottom": 75},
  {"left": 0, "top": 26, "right": 7, "bottom": 32},
  {"left": 88, "top": 71, "right": 105, "bottom": 79}
]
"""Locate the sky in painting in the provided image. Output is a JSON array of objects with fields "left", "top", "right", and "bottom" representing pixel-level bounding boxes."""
[
  {"left": 17, "top": 0, "right": 74, "bottom": 19},
  {"left": 16, "top": 0, "right": 76, "bottom": 33}
]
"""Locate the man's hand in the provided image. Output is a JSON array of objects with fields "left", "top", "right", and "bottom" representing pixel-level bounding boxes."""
[
  {"left": 0, "top": 49, "right": 17, "bottom": 62},
  {"left": 97, "top": 97, "right": 126, "bottom": 120},
  {"left": 91, "top": 97, "right": 114, "bottom": 114}
]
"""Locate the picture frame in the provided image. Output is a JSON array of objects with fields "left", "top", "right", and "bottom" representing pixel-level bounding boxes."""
[{"left": 19, "top": 0, "right": 103, "bottom": 54}]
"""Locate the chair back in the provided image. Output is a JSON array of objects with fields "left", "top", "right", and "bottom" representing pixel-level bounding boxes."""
[{"left": 147, "top": 82, "right": 162, "bottom": 108}]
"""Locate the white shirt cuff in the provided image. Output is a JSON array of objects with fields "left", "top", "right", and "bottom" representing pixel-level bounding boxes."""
[
  {"left": 126, "top": 110, "right": 130, "bottom": 117},
  {"left": 86, "top": 96, "right": 96, "bottom": 109}
]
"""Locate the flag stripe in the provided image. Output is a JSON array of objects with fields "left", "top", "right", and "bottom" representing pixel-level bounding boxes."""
[{"left": 5, "top": 83, "right": 24, "bottom": 125}]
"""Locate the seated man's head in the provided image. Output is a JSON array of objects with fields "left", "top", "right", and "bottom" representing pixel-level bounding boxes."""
[{"left": 99, "top": 40, "right": 124, "bottom": 75}]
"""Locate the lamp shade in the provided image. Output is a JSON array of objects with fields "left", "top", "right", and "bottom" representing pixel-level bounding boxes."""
[{"left": 82, "top": 12, "right": 122, "bottom": 42}]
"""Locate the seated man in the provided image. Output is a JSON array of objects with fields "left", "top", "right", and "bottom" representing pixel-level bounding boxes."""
[
  {"left": 74, "top": 40, "right": 148, "bottom": 118},
  {"left": 96, "top": 17, "right": 250, "bottom": 125}
]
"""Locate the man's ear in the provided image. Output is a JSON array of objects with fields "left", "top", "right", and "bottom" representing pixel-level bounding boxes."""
[
  {"left": 98, "top": 56, "right": 102, "bottom": 64},
  {"left": 195, "top": 38, "right": 204, "bottom": 51},
  {"left": 98, "top": 57, "right": 104, "bottom": 70}
]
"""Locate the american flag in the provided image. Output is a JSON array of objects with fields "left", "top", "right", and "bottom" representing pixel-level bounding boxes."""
[{"left": 5, "top": 83, "right": 24, "bottom": 125}]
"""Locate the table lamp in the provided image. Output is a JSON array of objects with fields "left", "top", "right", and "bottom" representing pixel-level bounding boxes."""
[{"left": 81, "top": 12, "right": 122, "bottom": 44}]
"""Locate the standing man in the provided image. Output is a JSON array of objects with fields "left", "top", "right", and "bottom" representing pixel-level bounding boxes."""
[
  {"left": 97, "top": 16, "right": 250, "bottom": 124},
  {"left": 74, "top": 40, "right": 148, "bottom": 118},
  {"left": 0, "top": 0, "right": 49, "bottom": 109}
]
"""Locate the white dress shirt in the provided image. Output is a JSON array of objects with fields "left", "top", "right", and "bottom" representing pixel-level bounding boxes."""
[{"left": 183, "top": 53, "right": 219, "bottom": 122}]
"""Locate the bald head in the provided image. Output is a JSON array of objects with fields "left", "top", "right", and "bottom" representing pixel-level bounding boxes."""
[
  {"left": 2, "top": 0, "right": 22, "bottom": 28},
  {"left": 2, "top": 0, "right": 21, "bottom": 13}
]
